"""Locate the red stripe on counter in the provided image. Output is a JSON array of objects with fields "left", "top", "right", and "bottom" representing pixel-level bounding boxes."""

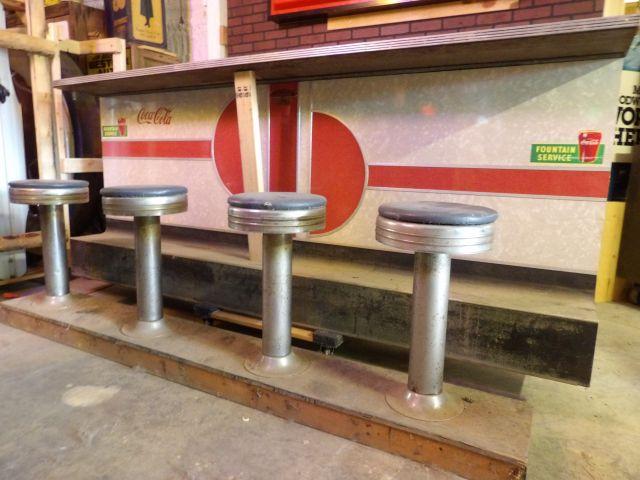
[
  {"left": 368, "top": 165, "right": 610, "bottom": 198},
  {"left": 102, "top": 140, "right": 212, "bottom": 158}
]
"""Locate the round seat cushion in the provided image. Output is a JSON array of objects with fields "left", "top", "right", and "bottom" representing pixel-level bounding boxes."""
[
  {"left": 9, "top": 179, "right": 88, "bottom": 189},
  {"left": 101, "top": 185, "right": 187, "bottom": 217},
  {"left": 9, "top": 179, "right": 89, "bottom": 205},
  {"left": 379, "top": 201, "right": 498, "bottom": 226},
  {"left": 101, "top": 185, "right": 187, "bottom": 198},
  {"left": 228, "top": 192, "right": 326, "bottom": 211}
]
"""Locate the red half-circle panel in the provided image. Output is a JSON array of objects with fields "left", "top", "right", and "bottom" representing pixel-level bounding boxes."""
[
  {"left": 213, "top": 100, "right": 244, "bottom": 194},
  {"left": 311, "top": 112, "right": 366, "bottom": 234}
]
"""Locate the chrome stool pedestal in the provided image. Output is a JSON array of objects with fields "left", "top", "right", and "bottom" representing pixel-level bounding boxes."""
[
  {"left": 228, "top": 192, "right": 326, "bottom": 377},
  {"left": 376, "top": 201, "right": 498, "bottom": 421},
  {"left": 9, "top": 179, "right": 89, "bottom": 298},
  {"left": 101, "top": 185, "right": 188, "bottom": 339}
]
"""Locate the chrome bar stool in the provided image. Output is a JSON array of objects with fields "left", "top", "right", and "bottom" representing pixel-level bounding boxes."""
[
  {"left": 101, "top": 185, "right": 188, "bottom": 338},
  {"left": 9, "top": 179, "right": 89, "bottom": 298},
  {"left": 228, "top": 192, "right": 326, "bottom": 377},
  {"left": 376, "top": 201, "right": 498, "bottom": 421}
]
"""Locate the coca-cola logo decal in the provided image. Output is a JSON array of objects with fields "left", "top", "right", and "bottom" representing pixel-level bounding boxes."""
[{"left": 137, "top": 107, "right": 173, "bottom": 125}]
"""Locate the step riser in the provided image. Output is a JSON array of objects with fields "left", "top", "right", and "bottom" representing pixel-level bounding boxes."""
[{"left": 71, "top": 239, "right": 597, "bottom": 386}]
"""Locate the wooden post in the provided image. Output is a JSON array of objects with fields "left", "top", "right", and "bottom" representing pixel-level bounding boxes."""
[
  {"left": 111, "top": 38, "right": 127, "bottom": 72},
  {"left": 47, "top": 22, "right": 72, "bottom": 248},
  {"left": 60, "top": 157, "right": 103, "bottom": 174},
  {"left": 26, "top": 0, "right": 56, "bottom": 180},
  {"left": 47, "top": 22, "right": 70, "bottom": 178},
  {"left": 603, "top": 0, "right": 625, "bottom": 16},
  {"left": 234, "top": 70, "right": 265, "bottom": 262}
]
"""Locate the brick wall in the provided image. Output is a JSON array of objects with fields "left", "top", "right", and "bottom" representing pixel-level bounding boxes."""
[{"left": 227, "top": 0, "right": 604, "bottom": 56}]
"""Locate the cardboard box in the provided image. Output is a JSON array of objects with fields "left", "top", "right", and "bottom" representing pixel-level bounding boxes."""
[{"left": 87, "top": 43, "right": 178, "bottom": 73}]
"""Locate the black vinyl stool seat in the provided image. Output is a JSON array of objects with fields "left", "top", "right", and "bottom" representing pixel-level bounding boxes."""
[
  {"left": 227, "top": 192, "right": 327, "bottom": 377},
  {"left": 9, "top": 179, "right": 89, "bottom": 205},
  {"left": 8, "top": 179, "right": 89, "bottom": 299},
  {"left": 377, "top": 200, "right": 498, "bottom": 422},
  {"left": 101, "top": 185, "right": 188, "bottom": 338},
  {"left": 102, "top": 185, "right": 188, "bottom": 217},
  {"left": 228, "top": 192, "right": 326, "bottom": 234},
  {"left": 377, "top": 201, "right": 497, "bottom": 256},
  {"left": 228, "top": 192, "right": 326, "bottom": 211},
  {"left": 379, "top": 201, "right": 498, "bottom": 226}
]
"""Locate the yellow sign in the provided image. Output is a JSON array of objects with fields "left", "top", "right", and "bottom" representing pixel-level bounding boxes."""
[{"left": 131, "top": 0, "right": 164, "bottom": 45}]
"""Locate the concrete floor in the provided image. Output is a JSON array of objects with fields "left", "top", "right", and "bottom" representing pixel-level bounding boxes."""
[
  {"left": 0, "top": 298, "right": 638, "bottom": 479},
  {"left": 522, "top": 301, "right": 640, "bottom": 480}
]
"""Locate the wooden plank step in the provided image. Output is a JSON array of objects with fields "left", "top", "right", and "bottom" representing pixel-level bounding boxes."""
[{"left": 0, "top": 285, "right": 531, "bottom": 480}]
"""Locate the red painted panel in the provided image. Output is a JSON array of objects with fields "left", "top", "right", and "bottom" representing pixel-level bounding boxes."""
[
  {"left": 102, "top": 140, "right": 211, "bottom": 158},
  {"left": 269, "top": 0, "right": 450, "bottom": 18},
  {"left": 271, "top": 0, "right": 382, "bottom": 16},
  {"left": 368, "top": 165, "right": 610, "bottom": 198},
  {"left": 269, "top": 84, "right": 298, "bottom": 192},
  {"left": 311, "top": 112, "right": 366, "bottom": 234},
  {"left": 213, "top": 101, "right": 244, "bottom": 194}
]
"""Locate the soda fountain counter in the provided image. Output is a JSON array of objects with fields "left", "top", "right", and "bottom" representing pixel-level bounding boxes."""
[{"left": 56, "top": 16, "right": 638, "bottom": 385}]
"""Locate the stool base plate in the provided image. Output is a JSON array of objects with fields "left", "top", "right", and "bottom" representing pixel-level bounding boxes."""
[
  {"left": 386, "top": 387, "right": 464, "bottom": 422},
  {"left": 31, "top": 293, "right": 72, "bottom": 308},
  {"left": 244, "top": 352, "right": 310, "bottom": 378},
  {"left": 121, "top": 318, "right": 171, "bottom": 339}
]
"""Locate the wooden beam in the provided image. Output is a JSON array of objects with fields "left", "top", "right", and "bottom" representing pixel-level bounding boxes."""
[
  {"left": 211, "top": 310, "right": 315, "bottom": 342},
  {"left": 0, "top": 269, "right": 44, "bottom": 287},
  {"left": 60, "top": 157, "right": 103, "bottom": 174},
  {"left": 48, "top": 21, "right": 70, "bottom": 174},
  {"left": 234, "top": 70, "right": 265, "bottom": 263},
  {"left": 58, "top": 37, "right": 126, "bottom": 56},
  {"left": 0, "top": 30, "right": 56, "bottom": 55},
  {"left": 47, "top": 22, "right": 71, "bottom": 244},
  {"left": 26, "top": 0, "right": 56, "bottom": 180},
  {"left": 0, "top": 232, "right": 41, "bottom": 252},
  {"left": 327, "top": 0, "right": 517, "bottom": 30}
]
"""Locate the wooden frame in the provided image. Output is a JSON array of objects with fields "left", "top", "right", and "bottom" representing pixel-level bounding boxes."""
[{"left": 0, "top": 4, "right": 126, "bottom": 282}]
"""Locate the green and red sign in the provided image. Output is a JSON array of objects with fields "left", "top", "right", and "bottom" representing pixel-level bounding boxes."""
[{"left": 531, "top": 131, "right": 604, "bottom": 164}]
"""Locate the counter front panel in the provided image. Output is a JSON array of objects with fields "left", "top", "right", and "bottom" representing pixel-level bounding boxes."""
[{"left": 100, "top": 58, "right": 620, "bottom": 274}]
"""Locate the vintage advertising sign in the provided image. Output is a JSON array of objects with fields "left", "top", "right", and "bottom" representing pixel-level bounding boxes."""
[
  {"left": 530, "top": 133, "right": 604, "bottom": 164},
  {"left": 102, "top": 118, "right": 128, "bottom": 138},
  {"left": 105, "top": 0, "right": 166, "bottom": 48},
  {"left": 269, "top": 0, "right": 448, "bottom": 21},
  {"left": 615, "top": 34, "right": 640, "bottom": 283}
]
